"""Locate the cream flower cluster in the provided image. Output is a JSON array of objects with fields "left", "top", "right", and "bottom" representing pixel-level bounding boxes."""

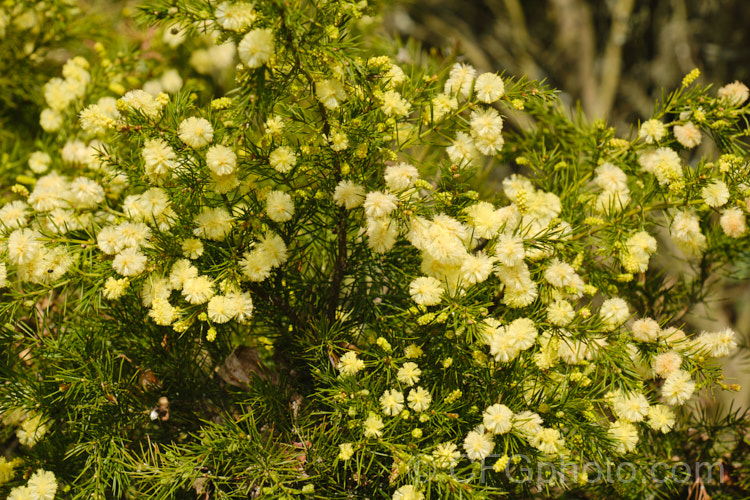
[
  {"left": 215, "top": 1, "right": 256, "bottom": 32},
  {"left": 443, "top": 63, "right": 507, "bottom": 157},
  {"left": 482, "top": 317, "right": 537, "bottom": 362},
  {"left": 463, "top": 408, "right": 563, "bottom": 460},
  {"left": 239, "top": 231, "right": 289, "bottom": 281},
  {"left": 5, "top": 469, "right": 57, "bottom": 500},
  {"left": 593, "top": 162, "right": 630, "bottom": 214},
  {"left": 238, "top": 28, "right": 274, "bottom": 68},
  {"left": 0, "top": 60, "right": 276, "bottom": 337},
  {"left": 638, "top": 119, "right": 666, "bottom": 144},
  {"left": 0, "top": 61, "right": 162, "bottom": 293},
  {"left": 718, "top": 81, "right": 750, "bottom": 106},
  {"left": 638, "top": 147, "right": 682, "bottom": 186},
  {"left": 40, "top": 57, "right": 90, "bottom": 132},
  {"left": 669, "top": 210, "right": 707, "bottom": 257},
  {"left": 79, "top": 95, "right": 122, "bottom": 136},
  {"left": 620, "top": 231, "right": 657, "bottom": 273},
  {"left": 0, "top": 171, "right": 116, "bottom": 286},
  {"left": 340, "top": 163, "right": 571, "bottom": 314},
  {"left": 15, "top": 413, "right": 49, "bottom": 448},
  {"left": 120, "top": 89, "right": 168, "bottom": 120},
  {"left": 596, "top": 322, "right": 739, "bottom": 453}
]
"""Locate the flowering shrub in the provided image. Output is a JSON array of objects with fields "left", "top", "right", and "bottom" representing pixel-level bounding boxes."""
[{"left": 0, "top": 0, "right": 749, "bottom": 499}]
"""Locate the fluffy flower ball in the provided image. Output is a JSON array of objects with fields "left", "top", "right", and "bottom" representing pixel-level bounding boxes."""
[
  {"left": 638, "top": 119, "right": 666, "bottom": 143},
  {"left": 612, "top": 391, "right": 649, "bottom": 422},
  {"left": 544, "top": 259, "right": 584, "bottom": 295},
  {"left": 407, "top": 386, "right": 432, "bottom": 412},
  {"left": 409, "top": 276, "right": 444, "bottom": 306},
  {"left": 599, "top": 297, "right": 629, "bottom": 329},
  {"left": 28, "top": 151, "right": 51, "bottom": 174},
  {"left": 27, "top": 469, "right": 58, "bottom": 500},
  {"left": 670, "top": 210, "right": 706, "bottom": 257},
  {"left": 266, "top": 191, "right": 295, "bottom": 222},
  {"left": 631, "top": 317, "right": 661, "bottom": 342},
  {"left": 662, "top": 369, "right": 695, "bottom": 405},
  {"left": 182, "top": 276, "right": 215, "bottom": 304},
  {"left": 316, "top": 79, "right": 347, "bottom": 110},
  {"left": 653, "top": 351, "right": 682, "bottom": 377},
  {"left": 364, "top": 191, "right": 398, "bottom": 218},
  {"left": 447, "top": 132, "right": 479, "bottom": 165},
  {"left": 112, "top": 247, "right": 147, "bottom": 277},
  {"left": 207, "top": 295, "right": 237, "bottom": 324},
  {"left": 495, "top": 233, "right": 525, "bottom": 267},
  {"left": 464, "top": 202, "right": 506, "bottom": 239},
  {"left": 488, "top": 317, "right": 538, "bottom": 362},
  {"left": 0, "top": 201, "right": 29, "bottom": 232},
  {"left": 474, "top": 73, "right": 504, "bottom": 103},
  {"left": 40, "top": 108, "right": 63, "bottom": 132},
  {"left": 694, "top": 328, "right": 738, "bottom": 358},
  {"left": 673, "top": 122, "right": 702, "bottom": 149},
  {"left": 393, "top": 485, "right": 424, "bottom": 500},
  {"left": 333, "top": 180, "right": 365, "bottom": 209},
  {"left": 68, "top": 177, "right": 104, "bottom": 209},
  {"left": 609, "top": 421, "right": 638, "bottom": 454},
  {"left": 120, "top": 89, "right": 162, "bottom": 119},
  {"left": 622, "top": 231, "right": 657, "bottom": 273},
  {"left": 363, "top": 413, "right": 384, "bottom": 438},
  {"left": 444, "top": 62, "right": 476, "bottom": 99},
  {"left": 432, "top": 442, "right": 461, "bottom": 469},
  {"left": 647, "top": 405, "right": 676, "bottom": 433},
  {"left": 461, "top": 253, "right": 494, "bottom": 285},
  {"left": 718, "top": 81, "right": 749, "bottom": 106},
  {"left": 238, "top": 28, "right": 275, "bottom": 68},
  {"left": 215, "top": 2, "right": 256, "bottom": 31},
  {"left": 463, "top": 429, "right": 494, "bottom": 461},
  {"left": 0, "top": 263, "right": 7, "bottom": 289},
  {"left": 337, "top": 351, "right": 364, "bottom": 376},
  {"left": 269, "top": 145, "right": 297, "bottom": 174},
  {"left": 594, "top": 162, "right": 628, "bottom": 192},
  {"left": 366, "top": 217, "right": 397, "bottom": 254},
  {"left": 380, "top": 389, "right": 404, "bottom": 416},
  {"left": 638, "top": 147, "right": 682, "bottom": 185},
  {"left": 720, "top": 207, "right": 746, "bottom": 238},
  {"left": 547, "top": 300, "right": 575, "bottom": 327},
  {"left": 178, "top": 117, "right": 214, "bottom": 148},
  {"left": 530, "top": 428, "right": 565, "bottom": 456},
  {"left": 513, "top": 411, "right": 543, "bottom": 438},
  {"left": 150, "top": 298, "right": 177, "bottom": 326},
  {"left": 338, "top": 443, "right": 354, "bottom": 461},
  {"left": 482, "top": 404, "right": 513, "bottom": 434},
  {"left": 469, "top": 108, "right": 504, "bottom": 155},
  {"left": 206, "top": 144, "right": 237, "bottom": 176},
  {"left": 701, "top": 180, "right": 729, "bottom": 207},
  {"left": 194, "top": 207, "right": 233, "bottom": 241},
  {"left": 380, "top": 90, "right": 411, "bottom": 117},
  {"left": 384, "top": 163, "right": 419, "bottom": 191},
  {"left": 143, "top": 138, "right": 177, "bottom": 178},
  {"left": 397, "top": 362, "right": 422, "bottom": 386}
]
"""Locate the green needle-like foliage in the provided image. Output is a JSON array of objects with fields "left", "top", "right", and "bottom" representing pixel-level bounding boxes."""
[{"left": 0, "top": 1, "right": 749, "bottom": 499}]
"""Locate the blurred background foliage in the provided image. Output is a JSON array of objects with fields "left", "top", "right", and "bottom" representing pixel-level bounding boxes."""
[{"left": 387, "top": 0, "right": 750, "bottom": 128}]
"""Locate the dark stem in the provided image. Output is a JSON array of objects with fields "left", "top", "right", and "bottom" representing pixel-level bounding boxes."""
[{"left": 327, "top": 209, "right": 348, "bottom": 323}]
